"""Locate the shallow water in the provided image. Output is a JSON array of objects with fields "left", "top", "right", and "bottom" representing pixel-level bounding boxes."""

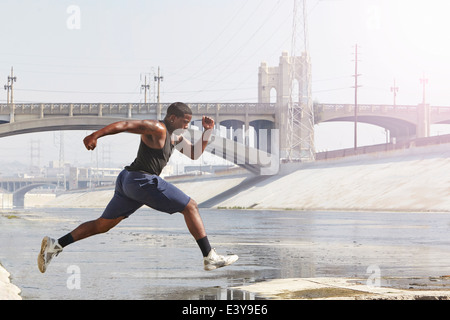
[{"left": 1, "top": 208, "right": 450, "bottom": 300}]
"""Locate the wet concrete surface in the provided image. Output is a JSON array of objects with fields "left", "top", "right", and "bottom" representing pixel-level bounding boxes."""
[{"left": 1, "top": 208, "right": 450, "bottom": 299}]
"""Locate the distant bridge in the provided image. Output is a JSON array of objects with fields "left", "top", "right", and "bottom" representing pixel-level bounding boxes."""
[
  {"left": 1, "top": 101, "right": 450, "bottom": 170},
  {"left": 0, "top": 102, "right": 280, "bottom": 176},
  {"left": 1, "top": 101, "right": 450, "bottom": 169},
  {"left": 317, "top": 103, "right": 450, "bottom": 142},
  {"left": 0, "top": 175, "right": 116, "bottom": 208},
  {"left": 2, "top": 102, "right": 450, "bottom": 142},
  {"left": 0, "top": 102, "right": 276, "bottom": 135}
]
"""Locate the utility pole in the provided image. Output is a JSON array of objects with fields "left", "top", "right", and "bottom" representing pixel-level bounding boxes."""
[
  {"left": 390, "top": 78, "right": 399, "bottom": 107},
  {"left": 4, "top": 78, "right": 10, "bottom": 104},
  {"left": 418, "top": 73, "right": 430, "bottom": 138},
  {"left": 4, "top": 67, "right": 17, "bottom": 122},
  {"left": 352, "top": 45, "right": 362, "bottom": 151},
  {"left": 9, "top": 67, "right": 16, "bottom": 104},
  {"left": 420, "top": 73, "right": 428, "bottom": 105},
  {"left": 154, "top": 66, "right": 164, "bottom": 119},
  {"left": 4, "top": 67, "right": 16, "bottom": 103},
  {"left": 141, "top": 75, "right": 150, "bottom": 103}
]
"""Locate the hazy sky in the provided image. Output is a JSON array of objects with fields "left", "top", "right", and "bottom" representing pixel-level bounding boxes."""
[{"left": 1, "top": 0, "right": 450, "bottom": 169}]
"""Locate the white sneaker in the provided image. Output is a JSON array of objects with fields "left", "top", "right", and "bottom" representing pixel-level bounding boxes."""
[
  {"left": 203, "top": 248, "right": 239, "bottom": 271},
  {"left": 37, "top": 236, "right": 63, "bottom": 273}
]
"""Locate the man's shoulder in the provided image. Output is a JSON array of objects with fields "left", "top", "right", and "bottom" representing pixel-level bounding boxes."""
[
  {"left": 139, "top": 119, "right": 166, "bottom": 135},
  {"left": 140, "top": 120, "right": 167, "bottom": 148}
]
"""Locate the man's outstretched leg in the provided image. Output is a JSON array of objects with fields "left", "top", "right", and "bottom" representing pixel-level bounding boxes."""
[
  {"left": 38, "top": 217, "right": 124, "bottom": 273},
  {"left": 181, "top": 199, "right": 238, "bottom": 271}
]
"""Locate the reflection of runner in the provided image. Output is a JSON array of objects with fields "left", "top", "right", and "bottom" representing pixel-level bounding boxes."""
[{"left": 38, "top": 102, "right": 238, "bottom": 273}]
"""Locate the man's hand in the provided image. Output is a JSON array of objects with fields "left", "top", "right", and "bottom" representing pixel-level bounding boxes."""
[
  {"left": 202, "top": 116, "right": 215, "bottom": 131},
  {"left": 83, "top": 134, "right": 97, "bottom": 151}
]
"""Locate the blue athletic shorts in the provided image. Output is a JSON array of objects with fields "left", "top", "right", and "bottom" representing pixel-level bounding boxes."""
[{"left": 101, "top": 170, "right": 191, "bottom": 219}]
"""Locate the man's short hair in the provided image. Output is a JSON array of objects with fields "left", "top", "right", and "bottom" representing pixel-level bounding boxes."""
[{"left": 166, "top": 102, "right": 192, "bottom": 118}]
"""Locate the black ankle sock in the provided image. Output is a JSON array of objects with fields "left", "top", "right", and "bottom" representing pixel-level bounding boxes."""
[
  {"left": 196, "top": 236, "right": 212, "bottom": 257},
  {"left": 58, "top": 233, "right": 74, "bottom": 248}
]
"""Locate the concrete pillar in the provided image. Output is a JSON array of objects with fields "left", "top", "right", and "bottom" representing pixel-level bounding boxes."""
[
  {"left": 9, "top": 104, "right": 14, "bottom": 123},
  {"left": 416, "top": 103, "right": 430, "bottom": 138},
  {"left": 244, "top": 105, "right": 249, "bottom": 145},
  {"left": 215, "top": 104, "right": 220, "bottom": 132},
  {"left": 0, "top": 193, "right": 13, "bottom": 209},
  {"left": 127, "top": 104, "right": 132, "bottom": 118}
]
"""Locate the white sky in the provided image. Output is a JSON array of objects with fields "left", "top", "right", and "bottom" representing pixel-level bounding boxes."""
[{"left": 1, "top": 0, "right": 450, "bottom": 169}]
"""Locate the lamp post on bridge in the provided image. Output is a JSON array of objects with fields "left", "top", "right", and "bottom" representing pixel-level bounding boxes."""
[
  {"left": 390, "top": 78, "right": 398, "bottom": 107},
  {"left": 418, "top": 74, "right": 430, "bottom": 138},
  {"left": 154, "top": 66, "right": 164, "bottom": 120},
  {"left": 4, "top": 67, "right": 16, "bottom": 123},
  {"left": 352, "top": 45, "right": 362, "bottom": 151},
  {"left": 420, "top": 74, "right": 428, "bottom": 106},
  {"left": 141, "top": 75, "right": 150, "bottom": 103}
]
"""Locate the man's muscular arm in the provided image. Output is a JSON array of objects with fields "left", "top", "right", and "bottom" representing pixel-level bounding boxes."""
[
  {"left": 83, "top": 120, "right": 164, "bottom": 151},
  {"left": 176, "top": 116, "right": 215, "bottom": 160}
]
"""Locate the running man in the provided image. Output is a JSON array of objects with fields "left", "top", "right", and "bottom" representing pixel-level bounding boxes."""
[{"left": 38, "top": 102, "right": 238, "bottom": 273}]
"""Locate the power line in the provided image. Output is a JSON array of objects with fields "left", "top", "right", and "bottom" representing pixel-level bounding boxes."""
[
  {"left": 174, "top": 1, "right": 267, "bottom": 88},
  {"left": 171, "top": 0, "right": 251, "bottom": 79},
  {"left": 184, "top": 1, "right": 286, "bottom": 102}
]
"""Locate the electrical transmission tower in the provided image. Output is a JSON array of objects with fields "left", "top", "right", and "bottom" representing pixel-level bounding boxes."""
[
  {"left": 30, "top": 139, "right": 41, "bottom": 175},
  {"left": 287, "top": 0, "right": 315, "bottom": 161}
]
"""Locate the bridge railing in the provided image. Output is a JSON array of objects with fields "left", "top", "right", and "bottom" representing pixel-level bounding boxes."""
[
  {"left": 4, "top": 102, "right": 450, "bottom": 117},
  {"left": 0, "top": 102, "right": 276, "bottom": 117},
  {"left": 317, "top": 103, "right": 450, "bottom": 114},
  {"left": 318, "top": 103, "right": 421, "bottom": 114}
]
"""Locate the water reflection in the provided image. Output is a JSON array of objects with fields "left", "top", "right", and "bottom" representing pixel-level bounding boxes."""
[
  {"left": 1, "top": 208, "right": 450, "bottom": 299},
  {"left": 149, "top": 286, "right": 259, "bottom": 300}
]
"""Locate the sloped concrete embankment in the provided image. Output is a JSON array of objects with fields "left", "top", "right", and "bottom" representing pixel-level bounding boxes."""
[
  {"left": 216, "top": 143, "right": 450, "bottom": 212},
  {"left": 43, "top": 143, "right": 450, "bottom": 212}
]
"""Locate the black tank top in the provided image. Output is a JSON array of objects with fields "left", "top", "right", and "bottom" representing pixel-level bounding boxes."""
[{"left": 125, "top": 123, "right": 174, "bottom": 176}]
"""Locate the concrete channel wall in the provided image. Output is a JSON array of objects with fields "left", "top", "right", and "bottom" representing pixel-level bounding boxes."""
[{"left": 30, "top": 142, "right": 450, "bottom": 213}]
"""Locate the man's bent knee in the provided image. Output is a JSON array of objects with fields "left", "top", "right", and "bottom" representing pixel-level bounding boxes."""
[{"left": 181, "top": 199, "right": 198, "bottom": 215}]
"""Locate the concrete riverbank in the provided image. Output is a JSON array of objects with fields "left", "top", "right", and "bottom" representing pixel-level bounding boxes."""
[{"left": 40, "top": 142, "right": 450, "bottom": 213}]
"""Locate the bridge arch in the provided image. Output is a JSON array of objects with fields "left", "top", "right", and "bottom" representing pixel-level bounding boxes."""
[
  {"left": 320, "top": 115, "right": 416, "bottom": 142},
  {"left": 13, "top": 183, "right": 57, "bottom": 208},
  {"left": 0, "top": 116, "right": 128, "bottom": 138},
  {"left": 250, "top": 120, "right": 275, "bottom": 152},
  {"left": 220, "top": 119, "right": 245, "bottom": 143},
  {"left": 0, "top": 116, "right": 276, "bottom": 175}
]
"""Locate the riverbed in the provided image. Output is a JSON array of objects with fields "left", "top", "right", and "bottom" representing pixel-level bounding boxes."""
[{"left": 1, "top": 207, "right": 450, "bottom": 300}]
